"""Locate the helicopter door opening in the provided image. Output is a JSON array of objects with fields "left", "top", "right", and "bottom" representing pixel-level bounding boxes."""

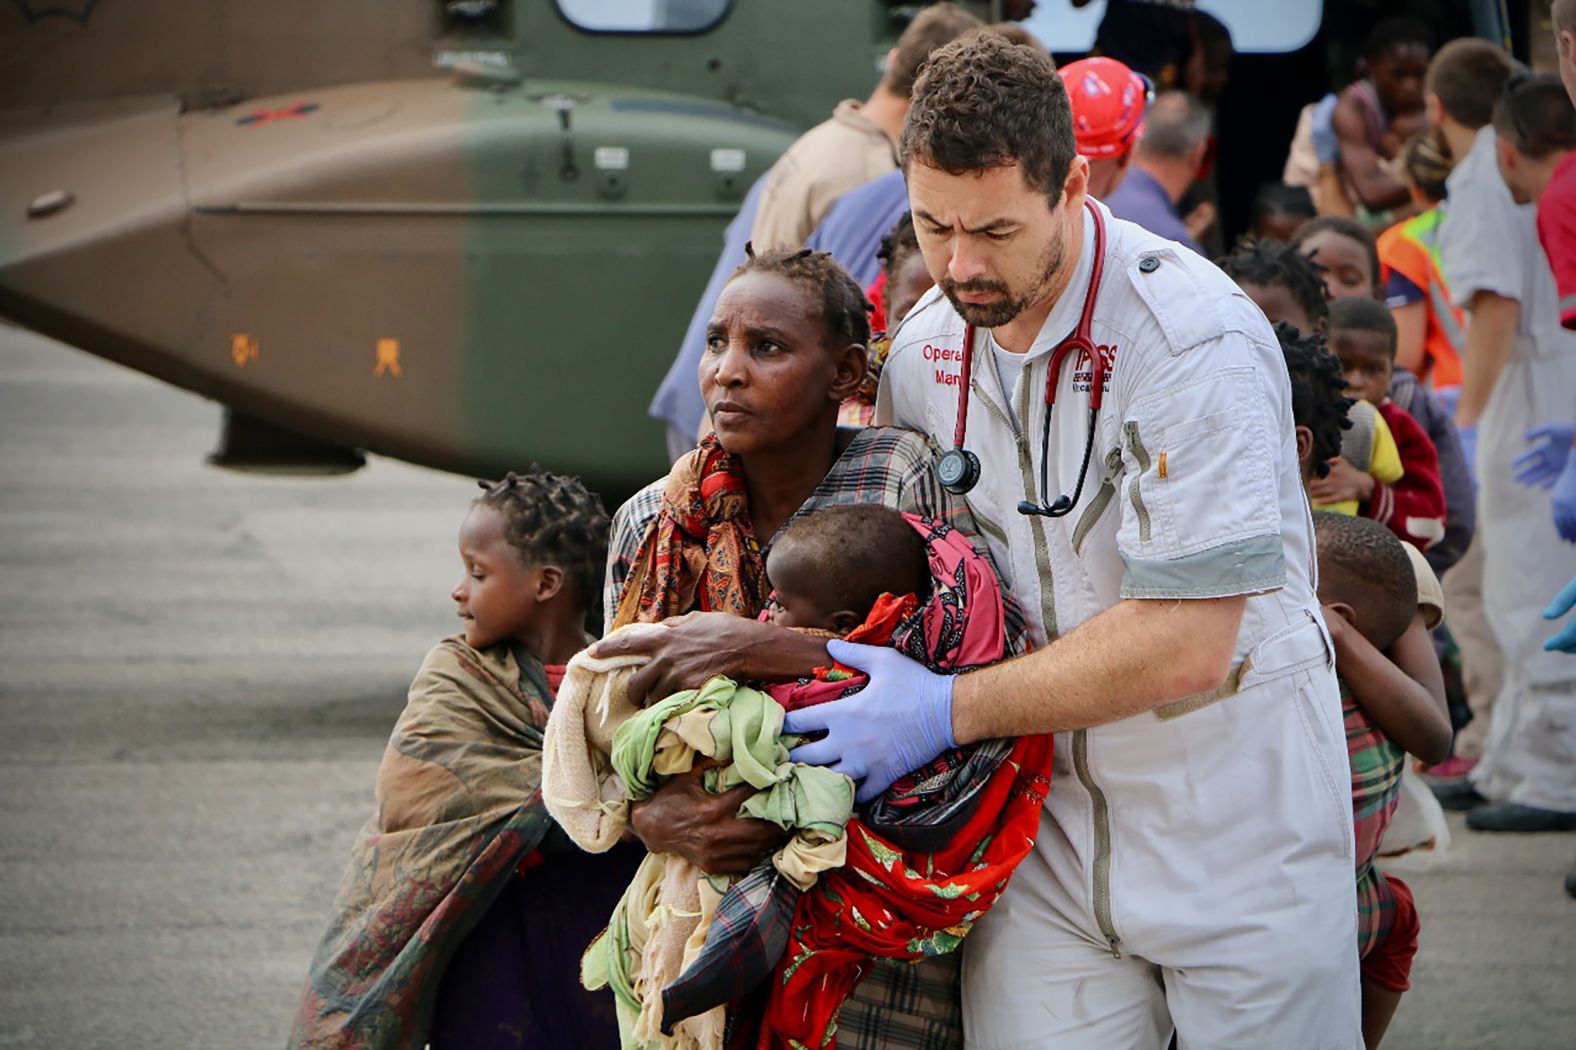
[{"left": 556, "top": 0, "right": 734, "bottom": 35}]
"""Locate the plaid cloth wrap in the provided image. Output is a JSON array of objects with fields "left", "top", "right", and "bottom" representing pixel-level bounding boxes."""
[
  {"left": 291, "top": 639, "right": 564, "bottom": 1049},
  {"left": 658, "top": 517, "right": 1052, "bottom": 1048},
  {"left": 1342, "top": 680, "right": 1405, "bottom": 958}
]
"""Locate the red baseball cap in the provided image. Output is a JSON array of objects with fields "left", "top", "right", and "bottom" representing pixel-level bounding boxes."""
[{"left": 1061, "top": 57, "right": 1153, "bottom": 160}]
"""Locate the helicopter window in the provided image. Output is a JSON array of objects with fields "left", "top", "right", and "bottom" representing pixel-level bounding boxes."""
[
  {"left": 555, "top": 0, "right": 731, "bottom": 34},
  {"left": 1023, "top": 0, "right": 1321, "bottom": 55}
]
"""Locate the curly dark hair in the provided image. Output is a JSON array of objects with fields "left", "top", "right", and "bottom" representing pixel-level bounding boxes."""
[
  {"left": 1292, "top": 215, "right": 1380, "bottom": 293},
  {"left": 731, "top": 243, "right": 871, "bottom": 349},
  {"left": 769, "top": 504, "right": 931, "bottom": 617},
  {"left": 900, "top": 31, "right": 1077, "bottom": 204},
  {"left": 474, "top": 468, "right": 610, "bottom": 629},
  {"left": 1216, "top": 238, "right": 1330, "bottom": 329},
  {"left": 1274, "top": 322, "right": 1352, "bottom": 480},
  {"left": 877, "top": 212, "right": 921, "bottom": 290},
  {"left": 1362, "top": 16, "right": 1432, "bottom": 61},
  {"left": 1249, "top": 182, "right": 1316, "bottom": 234}
]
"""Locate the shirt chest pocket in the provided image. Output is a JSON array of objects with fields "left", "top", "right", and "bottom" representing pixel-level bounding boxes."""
[{"left": 1124, "top": 379, "right": 1279, "bottom": 560}]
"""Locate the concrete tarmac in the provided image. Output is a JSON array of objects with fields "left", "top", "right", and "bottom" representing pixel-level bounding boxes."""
[{"left": 1, "top": 327, "right": 1571, "bottom": 1048}]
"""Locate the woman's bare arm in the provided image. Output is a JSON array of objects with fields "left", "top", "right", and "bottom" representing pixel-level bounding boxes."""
[
  {"left": 1327, "top": 607, "right": 1451, "bottom": 764},
  {"left": 594, "top": 612, "right": 830, "bottom": 704}
]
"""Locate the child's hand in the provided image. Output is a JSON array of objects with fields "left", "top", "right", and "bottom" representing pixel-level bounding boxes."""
[
  {"left": 1308, "top": 456, "right": 1376, "bottom": 505},
  {"left": 1320, "top": 603, "right": 1350, "bottom": 647}
]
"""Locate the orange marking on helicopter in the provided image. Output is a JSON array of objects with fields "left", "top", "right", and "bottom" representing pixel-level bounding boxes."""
[
  {"left": 231, "top": 333, "right": 259, "bottom": 367},
  {"left": 237, "top": 102, "right": 320, "bottom": 127},
  {"left": 375, "top": 338, "right": 403, "bottom": 378}
]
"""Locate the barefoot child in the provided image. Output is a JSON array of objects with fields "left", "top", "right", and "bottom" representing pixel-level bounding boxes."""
[
  {"left": 292, "top": 471, "right": 640, "bottom": 1050},
  {"left": 1314, "top": 512, "right": 1452, "bottom": 1049}
]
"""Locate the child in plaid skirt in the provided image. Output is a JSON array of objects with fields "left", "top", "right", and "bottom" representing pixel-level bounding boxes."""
[{"left": 1314, "top": 512, "right": 1453, "bottom": 1049}]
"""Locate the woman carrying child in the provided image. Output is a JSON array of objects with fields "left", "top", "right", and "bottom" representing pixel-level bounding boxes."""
[
  {"left": 595, "top": 244, "right": 1024, "bottom": 1047},
  {"left": 291, "top": 471, "right": 640, "bottom": 1050}
]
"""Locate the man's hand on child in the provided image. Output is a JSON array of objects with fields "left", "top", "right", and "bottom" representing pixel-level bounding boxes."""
[
  {"left": 1308, "top": 455, "right": 1375, "bottom": 506},
  {"left": 783, "top": 640, "right": 956, "bottom": 804}
]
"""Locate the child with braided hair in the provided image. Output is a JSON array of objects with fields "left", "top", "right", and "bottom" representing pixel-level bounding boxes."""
[
  {"left": 293, "top": 470, "right": 644, "bottom": 1050},
  {"left": 1217, "top": 235, "right": 1332, "bottom": 336},
  {"left": 1219, "top": 241, "right": 1419, "bottom": 528}
]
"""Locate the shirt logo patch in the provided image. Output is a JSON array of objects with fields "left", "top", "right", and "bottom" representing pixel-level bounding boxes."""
[
  {"left": 924, "top": 343, "right": 964, "bottom": 387},
  {"left": 1073, "top": 344, "right": 1117, "bottom": 394}
]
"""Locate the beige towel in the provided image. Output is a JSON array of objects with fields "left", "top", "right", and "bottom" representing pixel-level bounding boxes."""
[
  {"left": 543, "top": 625, "right": 728, "bottom": 1048},
  {"left": 541, "top": 625, "right": 664, "bottom": 851}
]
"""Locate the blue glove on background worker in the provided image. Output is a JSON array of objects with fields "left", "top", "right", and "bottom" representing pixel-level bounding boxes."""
[{"left": 1514, "top": 423, "right": 1576, "bottom": 541}]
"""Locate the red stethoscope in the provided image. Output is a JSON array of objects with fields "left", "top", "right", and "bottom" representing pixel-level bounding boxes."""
[{"left": 936, "top": 199, "right": 1110, "bottom": 518}]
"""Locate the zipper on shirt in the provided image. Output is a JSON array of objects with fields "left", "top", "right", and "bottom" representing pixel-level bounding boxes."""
[
  {"left": 972, "top": 376, "right": 1059, "bottom": 639},
  {"left": 1017, "top": 377, "right": 1059, "bottom": 639},
  {"left": 1072, "top": 728, "right": 1122, "bottom": 957},
  {"left": 1071, "top": 447, "right": 1124, "bottom": 555},
  {"left": 1123, "top": 420, "right": 1153, "bottom": 543}
]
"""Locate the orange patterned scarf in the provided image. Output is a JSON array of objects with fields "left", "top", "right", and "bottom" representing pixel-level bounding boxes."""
[{"left": 613, "top": 434, "right": 768, "bottom": 630}]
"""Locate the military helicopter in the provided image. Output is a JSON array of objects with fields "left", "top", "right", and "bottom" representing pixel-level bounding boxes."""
[
  {"left": 0, "top": 0, "right": 959, "bottom": 496},
  {"left": 0, "top": 0, "right": 1527, "bottom": 499}
]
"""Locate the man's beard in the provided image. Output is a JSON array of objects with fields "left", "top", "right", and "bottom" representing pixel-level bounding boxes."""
[{"left": 940, "top": 234, "right": 1066, "bottom": 329}]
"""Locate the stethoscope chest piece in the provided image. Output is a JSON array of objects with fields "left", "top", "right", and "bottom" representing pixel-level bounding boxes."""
[
  {"left": 938, "top": 446, "right": 981, "bottom": 495},
  {"left": 935, "top": 199, "right": 1111, "bottom": 518}
]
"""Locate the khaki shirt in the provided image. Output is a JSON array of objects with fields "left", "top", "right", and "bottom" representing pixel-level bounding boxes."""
[{"left": 749, "top": 99, "right": 898, "bottom": 250}]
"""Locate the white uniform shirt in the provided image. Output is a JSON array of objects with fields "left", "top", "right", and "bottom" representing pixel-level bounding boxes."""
[
  {"left": 877, "top": 201, "right": 1317, "bottom": 648},
  {"left": 876, "top": 202, "right": 1360, "bottom": 1047},
  {"left": 1437, "top": 126, "right": 1576, "bottom": 812},
  {"left": 1440, "top": 126, "right": 1576, "bottom": 368}
]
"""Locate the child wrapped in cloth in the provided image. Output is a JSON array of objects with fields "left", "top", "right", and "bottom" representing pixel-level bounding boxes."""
[{"left": 543, "top": 506, "right": 1053, "bottom": 1048}]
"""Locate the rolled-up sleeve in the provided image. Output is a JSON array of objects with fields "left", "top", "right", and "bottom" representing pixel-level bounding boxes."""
[{"left": 1115, "top": 334, "right": 1287, "bottom": 600}]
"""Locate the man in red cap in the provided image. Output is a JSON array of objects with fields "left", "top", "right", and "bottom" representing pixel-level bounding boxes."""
[{"left": 1060, "top": 56, "right": 1151, "bottom": 199}]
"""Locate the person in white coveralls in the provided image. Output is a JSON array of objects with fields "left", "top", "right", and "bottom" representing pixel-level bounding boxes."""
[{"left": 782, "top": 32, "right": 1364, "bottom": 1050}]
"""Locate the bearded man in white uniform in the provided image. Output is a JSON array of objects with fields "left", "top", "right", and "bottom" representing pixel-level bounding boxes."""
[{"left": 782, "top": 33, "right": 1363, "bottom": 1049}]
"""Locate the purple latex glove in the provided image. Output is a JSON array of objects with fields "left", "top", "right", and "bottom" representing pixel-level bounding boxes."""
[
  {"left": 1311, "top": 93, "right": 1340, "bottom": 165},
  {"left": 783, "top": 640, "right": 956, "bottom": 804},
  {"left": 1512, "top": 423, "right": 1576, "bottom": 489},
  {"left": 1456, "top": 423, "right": 1477, "bottom": 480},
  {"left": 1553, "top": 455, "right": 1576, "bottom": 542}
]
